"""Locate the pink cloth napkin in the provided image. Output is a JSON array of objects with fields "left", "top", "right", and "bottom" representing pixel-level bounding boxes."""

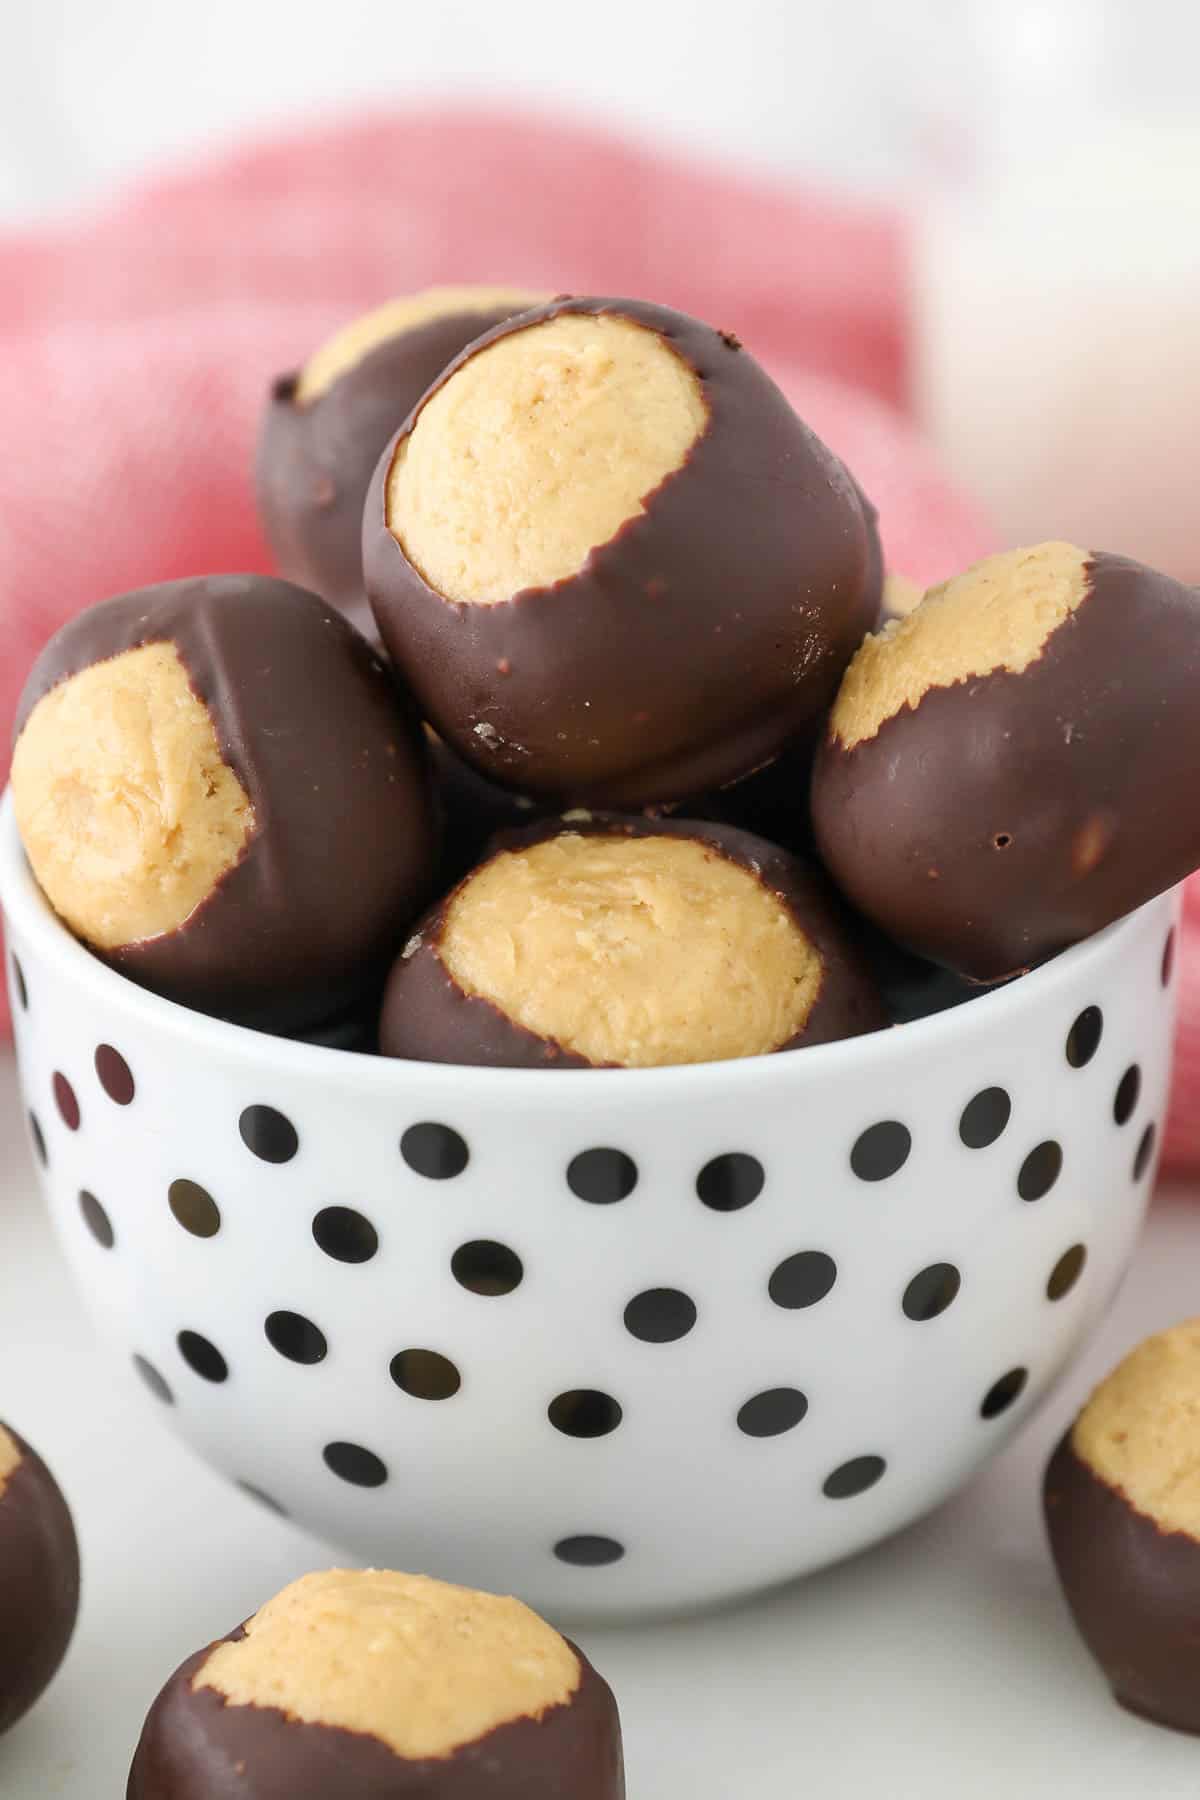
[{"left": 3, "top": 105, "right": 1196, "bottom": 1167}]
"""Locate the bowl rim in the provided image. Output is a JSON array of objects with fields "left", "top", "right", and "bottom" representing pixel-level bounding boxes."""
[{"left": 0, "top": 790, "right": 1174, "bottom": 1101}]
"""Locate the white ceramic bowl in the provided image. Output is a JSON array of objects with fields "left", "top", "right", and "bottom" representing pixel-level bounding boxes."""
[{"left": 0, "top": 795, "right": 1179, "bottom": 1620}]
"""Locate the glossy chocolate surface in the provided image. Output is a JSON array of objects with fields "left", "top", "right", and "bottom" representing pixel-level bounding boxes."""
[
  {"left": 366, "top": 296, "right": 874, "bottom": 807},
  {"left": 0, "top": 1425, "right": 80, "bottom": 1736},
  {"left": 127, "top": 1631, "right": 624, "bottom": 1798},
  {"left": 812, "top": 552, "right": 1200, "bottom": 981},
  {"left": 1045, "top": 1433, "right": 1200, "bottom": 1734},
  {"left": 379, "top": 814, "right": 885, "bottom": 1068},
  {"left": 426, "top": 731, "right": 547, "bottom": 891},
  {"left": 15, "top": 576, "right": 437, "bottom": 1030},
  {"left": 257, "top": 305, "right": 536, "bottom": 631}
]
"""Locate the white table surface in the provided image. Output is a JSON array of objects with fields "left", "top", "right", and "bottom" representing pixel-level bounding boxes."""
[{"left": 2, "top": 1047, "right": 1199, "bottom": 1798}]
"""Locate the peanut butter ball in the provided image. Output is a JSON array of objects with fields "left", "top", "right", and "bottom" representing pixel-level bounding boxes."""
[
  {"left": 0, "top": 1423, "right": 79, "bottom": 1736},
  {"left": 12, "top": 576, "right": 436, "bottom": 1031},
  {"left": 381, "top": 816, "right": 883, "bottom": 1069},
  {"left": 127, "top": 1568, "right": 624, "bottom": 1799},
  {"left": 811, "top": 542, "right": 1200, "bottom": 981},
  {"left": 1045, "top": 1321, "right": 1200, "bottom": 1734},
  {"left": 365, "top": 296, "right": 876, "bottom": 807},
  {"left": 257, "top": 286, "right": 544, "bottom": 628}
]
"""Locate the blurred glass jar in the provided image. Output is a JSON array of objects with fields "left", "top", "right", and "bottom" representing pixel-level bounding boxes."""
[{"left": 899, "top": 0, "right": 1200, "bottom": 578}]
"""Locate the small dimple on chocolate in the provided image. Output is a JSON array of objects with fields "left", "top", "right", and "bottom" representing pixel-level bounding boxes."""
[
  {"left": 623, "top": 1288, "right": 697, "bottom": 1343},
  {"left": 1066, "top": 1006, "right": 1103, "bottom": 1068},
  {"left": 390, "top": 1349, "right": 462, "bottom": 1400},
  {"left": 11, "top": 955, "right": 28, "bottom": 1012},
  {"left": 265, "top": 1311, "right": 328, "bottom": 1365},
  {"left": 239, "top": 1105, "right": 299, "bottom": 1164},
  {"left": 28, "top": 1111, "right": 47, "bottom": 1168},
  {"left": 134, "top": 1354, "right": 174, "bottom": 1405},
  {"left": 902, "top": 1263, "right": 961, "bottom": 1322},
  {"left": 169, "top": 1178, "right": 221, "bottom": 1238},
  {"left": 1047, "top": 1244, "right": 1087, "bottom": 1301},
  {"left": 850, "top": 1121, "right": 911, "bottom": 1182},
  {"left": 323, "top": 1442, "right": 388, "bottom": 1487},
  {"left": 1134, "top": 1122, "right": 1158, "bottom": 1182},
  {"left": 959, "top": 1087, "right": 1011, "bottom": 1149},
  {"left": 823, "top": 1455, "right": 886, "bottom": 1499},
  {"left": 177, "top": 1330, "right": 229, "bottom": 1384},
  {"left": 237, "top": 1481, "right": 289, "bottom": 1517},
  {"left": 696, "top": 1152, "right": 764, "bottom": 1211},
  {"left": 554, "top": 1534, "right": 625, "bottom": 1567},
  {"left": 79, "top": 1190, "right": 114, "bottom": 1249},
  {"left": 737, "top": 1387, "right": 808, "bottom": 1437},
  {"left": 548, "top": 1390, "right": 623, "bottom": 1438},
  {"left": 53, "top": 1073, "right": 80, "bottom": 1131},
  {"left": 94, "top": 1044, "right": 135, "bottom": 1105},
  {"left": 1114, "top": 1064, "right": 1141, "bottom": 1127},
  {"left": 768, "top": 1251, "right": 837, "bottom": 1310},
  {"left": 400, "top": 1122, "right": 469, "bottom": 1180},
  {"left": 1018, "top": 1140, "right": 1063, "bottom": 1201},
  {"left": 981, "top": 1367, "right": 1028, "bottom": 1419},
  {"left": 313, "top": 1206, "right": 379, "bottom": 1264},
  {"left": 568, "top": 1148, "right": 638, "bottom": 1204},
  {"left": 452, "top": 1239, "right": 523, "bottom": 1296},
  {"left": 1163, "top": 929, "right": 1177, "bottom": 987}
]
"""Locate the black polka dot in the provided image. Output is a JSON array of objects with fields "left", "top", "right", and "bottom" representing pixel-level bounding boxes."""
[
  {"left": 265, "top": 1311, "right": 328, "bottom": 1365},
  {"left": 313, "top": 1206, "right": 378, "bottom": 1264},
  {"left": 177, "top": 1330, "right": 229, "bottom": 1383},
  {"left": 1066, "top": 1006, "right": 1103, "bottom": 1068},
  {"left": 169, "top": 1179, "right": 221, "bottom": 1239},
  {"left": 1163, "top": 929, "right": 1177, "bottom": 987},
  {"left": 133, "top": 1354, "right": 173, "bottom": 1405},
  {"left": 238, "top": 1105, "right": 298, "bottom": 1164},
  {"left": 554, "top": 1535, "right": 625, "bottom": 1567},
  {"left": 1018, "top": 1141, "right": 1062, "bottom": 1201},
  {"left": 94, "top": 1044, "right": 135, "bottom": 1105},
  {"left": 623, "top": 1288, "right": 697, "bottom": 1343},
  {"left": 323, "top": 1442, "right": 388, "bottom": 1487},
  {"left": 1134, "top": 1122, "right": 1158, "bottom": 1183},
  {"left": 981, "top": 1367, "right": 1028, "bottom": 1419},
  {"left": 79, "top": 1190, "right": 114, "bottom": 1249},
  {"left": 958, "top": 1087, "right": 1011, "bottom": 1150},
  {"left": 548, "top": 1390, "right": 623, "bottom": 1438},
  {"left": 53, "top": 1072, "right": 80, "bottom": 1131},
  {"left": 1114, "top": 1065, "right": 1141, "bottom": 1127},
  {"left": 768, "top": 1251, "right": 837, "bottom": 1310},
  {"left": 823, "top": 1455, "right": 886, "bottom": 1499},
  {"left": 401, "top": 1122, "right": 468, "bottom": 1180},
  {"left": 567, "top": 1148, "right": 638, "bottom": 1204},
  {"left": 28, "top": 1111, "right": 47, "bottom": 1168},
  {"left": 737, "top": 1387, "right": 808, "bottom": 1437},
  {"left": 902, "top": 1263, "right": 961, "bottom": 1321},
  {"left": 1047, "top": 1244, "right": 1087, "bottom": 1301},
  {"left": 11, "top": 955, "right": 27, "bottom": 1012},
  {"left": 696, "top": 1153, "right": 764, "bottom": 1212},
  {"left": 451, "top": 1239, "right": 523, "bottom": 1296},
  {"left": 850, "top": 1121, "right": 911, "bottom": 1182},
  {"left": 390, "top": 1349, "right": 461, "bottom": 1400},
  {"left": 237, "top": 1481, "right": 289, "bottom": 1517}
]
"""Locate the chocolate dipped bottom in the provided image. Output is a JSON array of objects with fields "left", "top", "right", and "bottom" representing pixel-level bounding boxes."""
[
  {"left": 812, "top": 544, "right": 1200, "bottom": 981},
  {"left": 12, "top": 576, "right": 436, "bottom": 1031},
  {"left": 0, "top": 1424, "right": 80, "bottom": 1736},
  {"left": 380, "top": 814, "right": 884, "bottom": 1069},
  {"left": 257, "top": 290, "right": 543, "bottom": 629},
  {"left": 426, "top": 730, "right": 546, "bottom": 890},
  {"left": 127, "top": 1571, "right": 624, "bottom": 1799},
  {"left": 366, "top": 296, "right": 874, "bottom": 807}
]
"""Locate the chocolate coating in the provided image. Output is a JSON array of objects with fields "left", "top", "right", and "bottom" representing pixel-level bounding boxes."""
[
  {"left": 366, "top": 296, "right": 874, "bottom": 807},
  {"left": 812, "top": 552, "right": 1200, "bottom": 981},
  {"left": 1044, "top": 1433, "right": 1200, "bottom": 1733},
  {"left": 0, "top": 1426, "right": 80, "bottom": 1736},
  {"left": 380, "top": 814, "right": 885, "bottom": 1068},
  {"left": 14, "top": 576, "right": 437, "bottom": 1030},
  {"left": 127, "top": 1630, "right": 623, "bottom": 1799},
  {"left": 258, "top": 306, "right": 537, "bottom": 631},
  {"left": 426, "top": 731, "right": 547, "bottom": 891}
]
